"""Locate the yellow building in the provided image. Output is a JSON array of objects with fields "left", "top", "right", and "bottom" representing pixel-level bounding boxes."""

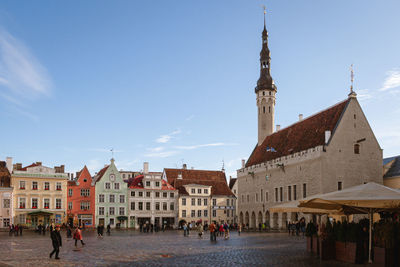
[{"left": 11, "top": 161, "right": 68, "bottom": 228}]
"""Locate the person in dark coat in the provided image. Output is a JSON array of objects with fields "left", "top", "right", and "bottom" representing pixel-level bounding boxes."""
[
  {"left": 107, "top": 224, "right": 111, "bottom": 235},
  {"left": 50, "top": 225, "right": 62, "bottom": 259},
  {"left": 19, "top": 225, "right": 23, "bottom": 236}
]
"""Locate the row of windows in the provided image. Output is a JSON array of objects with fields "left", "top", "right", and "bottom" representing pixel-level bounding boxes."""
[
  {"left": 130, "top": 191, "right": 174, "bottom": 198},
  {"left": 98, "top": 206, "right": 125, "bottom": 216},
  {"left": 98, "top": 194, "right": 125, "bottom": 203},
  {"left": 19, "top": 181, "right": 62, "bottom": 191},
  {"left": 275, "top": 184, "right": 306, "bottom": 202},
  {"left": 104, "top": 182, "right": 120, "bottom": 190},
  {"left": 181, "top": 198, "right": 235, "bottom": 207},
  {"left": 67, "top": 202, "right": 90, "bottom": 210},
  {"left": 189, "top": 188, "right": 209, "bottom": 194},
  {"left": 68, "top": 188, "right": 91, "bottom": 197},
  {"left": 182, "top": 209, "right": 210, "bottom": 218},
  {"left": 130, "top": 201, "right": 174, "bottom": 211},
  {"left": 18, "top": 198, "right": 62, "bottom": 209}
]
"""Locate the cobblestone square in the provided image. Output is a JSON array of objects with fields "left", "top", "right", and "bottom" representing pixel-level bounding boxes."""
[{"left": 0, "top": 230, "right": 363, "bottom": 267}]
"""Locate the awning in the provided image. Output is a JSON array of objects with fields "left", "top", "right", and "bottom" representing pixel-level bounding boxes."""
[
  {"left": 117, "top": 216, "right": 128, "bottom": 221},
  {"left": 27, "top": 210, "right": 54, "bottom": 216}
]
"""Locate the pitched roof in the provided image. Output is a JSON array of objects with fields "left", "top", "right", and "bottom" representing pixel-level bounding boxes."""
[
  {"left": 69, "top": 166, "right": 92, "bottom": 186},
  {"left": 0, "top": 161, "right": 11, "bottom": 187},
  {"left": 93, "top": 165, "right": 109, "bottom": 183},
  {"left": 164, "top": 168, "right": 234, "bottom": 196},
  {"left": 246, "top": 99, "right": 350, "bottom": 167},
  {"left": 384, "top": 156, "right": 400, "bottom": 179},
  {"left": 229, "top": 178, "right": 237, "bottom": 189},
  {"left": 19, "top": 162, "right": 41, "bottom": 171},
  {"left": 128, "top": 175, "right": 176, "bottom": 191}
]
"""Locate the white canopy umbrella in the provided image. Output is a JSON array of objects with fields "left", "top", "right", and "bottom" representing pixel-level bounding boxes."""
[
  {"left": 269, "top": 198, "right": 344, "bottom": 215},
  {"left": 298, "top": 182, "right": 400, "bottom": 263}
]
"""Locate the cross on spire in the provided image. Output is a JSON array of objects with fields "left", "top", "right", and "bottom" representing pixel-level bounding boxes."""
[{"left": 263, "top": 5, "right": 267, "bottom": 28}]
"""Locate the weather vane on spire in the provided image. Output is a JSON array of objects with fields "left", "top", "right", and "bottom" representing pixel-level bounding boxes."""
[
  {"left": 350, "top": 64, "right": 354, "bottom": 93},
  {"left": 110, "top": 148, "right": 114, "bottom": 159},
  {"left": 263, "top": 5, "right": 267, "bottom": 27}
]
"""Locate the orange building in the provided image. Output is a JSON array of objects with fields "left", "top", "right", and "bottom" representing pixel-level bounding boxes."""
[{"left": 67, "top": 166, "right": 95, "bottom": 227}]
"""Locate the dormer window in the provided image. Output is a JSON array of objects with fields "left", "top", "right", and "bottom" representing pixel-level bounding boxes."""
[
  {"left": 191, "top": 188, "right": 195, "bottom": 194},
  {"left": 146, "top": 181, "right": 150, "bottom": 187}
]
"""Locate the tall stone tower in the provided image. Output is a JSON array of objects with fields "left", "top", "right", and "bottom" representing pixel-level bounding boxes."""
[{"left": 255, "top": 12, "right": 277, "bottom": 146}]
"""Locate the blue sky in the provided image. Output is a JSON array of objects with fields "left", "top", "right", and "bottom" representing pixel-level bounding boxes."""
[{"left": 0, "top": 1, "right": 399, "bottom": 178}]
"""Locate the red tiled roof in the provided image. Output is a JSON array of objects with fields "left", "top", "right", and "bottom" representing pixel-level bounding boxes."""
[
  {"left": 94, "top": 165, "right": 109, "bottom": 183},
  {"left": 246, "top": 99, "right": 350, "bottom": 167},
  {"left": 0, "top": 161, "right": 11, "bottom": 187},
  {"left": 19, "top": 163, "right": 40, "bottom": 171},
  {"left": 164, "top": 168, "right": 234, "bottom": 196},
  {"left": 128, "top": 175, "right": 176, "bottom": 191}
]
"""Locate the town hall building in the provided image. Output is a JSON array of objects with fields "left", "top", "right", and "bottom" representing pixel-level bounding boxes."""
[{"left": 237, "top": 13, "right": 382, "bottom": 230}]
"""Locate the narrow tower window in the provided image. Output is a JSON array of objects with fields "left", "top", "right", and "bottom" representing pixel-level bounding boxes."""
[
  {"left": 263, "top": 106, "right": 265, "bottom": 113},
  {"left": 269, "top": 106, "right": 271, "bottom": 113},
  {"left": 354, "top": 144, "right": 360, "bottom": 154}
]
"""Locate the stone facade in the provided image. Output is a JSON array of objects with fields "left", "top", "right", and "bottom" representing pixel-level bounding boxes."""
[
  {"left": 237, "top": 17, "right": 382, "bottom": 230},
  {"left": 94, "top": 159, "right": 128, "bottom": 228},
  {"left": 128, "top": 164, "right": 178, "bottom": 229},
  {"left": 11, "top": 161, "right": 68, "bottom": 228}
]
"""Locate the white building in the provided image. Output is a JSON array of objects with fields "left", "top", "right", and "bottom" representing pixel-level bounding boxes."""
[{"left": 128, "top": 163, "right": 178, "bottom": 229}]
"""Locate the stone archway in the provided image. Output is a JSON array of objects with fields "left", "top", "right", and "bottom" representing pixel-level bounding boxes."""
[
  {"left": 245, "top": 212, "right": 250, "bottom": 228},
  {"left": 251, "top": 211, "right": 256, "bottom": 229},
  {"left": 239, "top": 212, "right": 244, "bottom": 225},
  {"left": 265, "top": 211, "right": 270, "bottom": 228},
  {"left": 281, "top": 212, "right": 288, "bottom": 230},
  {"left": 258, "top": 211, "right": 263, "bottom": 225},
  {"left": 273, "top": 213, "right": 279, "bottom": 229}
]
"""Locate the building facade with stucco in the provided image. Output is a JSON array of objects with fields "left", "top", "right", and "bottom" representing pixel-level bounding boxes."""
[{"left": 237, "top": 14, "right": 382, "bottom": 230}]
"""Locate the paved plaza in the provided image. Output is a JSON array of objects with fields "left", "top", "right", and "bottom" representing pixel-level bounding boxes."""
[{"left": 0, "top": 230, "right": 363, "bottom": 267}]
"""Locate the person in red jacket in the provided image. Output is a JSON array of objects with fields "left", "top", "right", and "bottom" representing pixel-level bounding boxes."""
[
  {"left": 209, "top": 222, "right": 217, "bottom": 242},
  {"left": 73, "top": 226, "right": 85, "bottom": 248}
]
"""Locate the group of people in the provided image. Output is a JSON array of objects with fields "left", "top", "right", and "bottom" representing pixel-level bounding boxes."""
[
  {"left": 139, "top": 222, "right": 167, "bottom": 233},
  {"left": 8, "top": 224, "right": 23, "bottom": 236},
  {"left": 181, "top": 221, "right": 235, "bottom": 241},
  {"left": 287, "top": 218, "right": 306, "bottom": 236},
  {"left": 49, "top": 224, "right": 86, "bottom": 260}
]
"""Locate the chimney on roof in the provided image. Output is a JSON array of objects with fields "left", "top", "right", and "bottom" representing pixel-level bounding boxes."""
[
  {"left": 14, "top": 163, "right": 22, "bottom": 170},
  {"left": 241, "top": 159, "right": 245, "bottom": 168},
  {"left": 276, "top": 125, "right": 281, "bottom": 131},
  {"left": 325, "top": 130, "right": 331, "bottom": 144},
  {"left": 182, "top": 164, "right": 187, "bottom": 170},
  {"left": 6, "top": 157, "right": 13, "bottom": 173},
  {"left": 177, "top": 172, "right": 182, "bottom": 179},
  {"left": 36, "top": 162, "right": 42, "bottom": 166},
  {"left": 143, "top": 162, "right": 149, "bottom": 174},
  {"left": 299, "top": 114, "right": 303, "bottom": 121}
]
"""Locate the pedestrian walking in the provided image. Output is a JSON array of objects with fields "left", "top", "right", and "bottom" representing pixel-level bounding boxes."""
[
  {"left": 209, "top": 221, "right": 217, "bottom": 242},
  {"left": 238, "top": 224, "right": 242, "bottom": 236},
  {"left": 197, "top": 223, "right": 203, "bottom": 238},
  {"left": 49, "top": 225, "right": 62, "bottom": 260},
  {"left": 183, "top": 223, "right": 188, "bottom": 237},
  {"left": 73, "top": 227, "right": 85, "bottom": 248},
  {"left": 224, "top": 223, "right": 229, "bottom": 239},
  {"left": 19, "top": 225, "right": 23, "bottom": 236},
  {"left": 107, "top": 224, "right": 111, "bottom": 235},
  {"left": 14, "top": 225, "right": 19, "bottom": 236},
  {"left": 97, "top": 224, "right": 103, "bottom": 237}
]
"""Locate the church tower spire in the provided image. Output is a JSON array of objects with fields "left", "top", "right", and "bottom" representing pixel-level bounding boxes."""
[{"left": 256, "top": 7, "right": 277, "bottom": 146}]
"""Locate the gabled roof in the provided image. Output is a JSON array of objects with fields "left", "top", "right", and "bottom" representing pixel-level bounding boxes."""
[
  {"left": 229, "top": 178, "right": 237, "bottom": 189},
  {"left": 164, "top": 168, "right": 234, "bottom": 196},
  {"left": 128, "top": 175, "right": 176, "bottom": 191},
  {"left": 69, "top": 166, "right": 92, "bottom": 186},
  {"left": 246, "top": 98, "right": 350, "bottom": 167},
  {"left": 384, "top": 156, "right": 400, "bottom": 179},
  {"left": 93, "top": 165, "right": 109, "bottom": 183}
]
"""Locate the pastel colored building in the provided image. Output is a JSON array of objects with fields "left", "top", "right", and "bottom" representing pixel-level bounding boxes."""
[
  {"left": 128, "top": 162, "right": 178, "bottom": 229},
  {"left": 164, "top": 166, "right": 236, "bottom": 226},
  {"left": 94, "top": 158, "right": 128, "bottom": 228},
  {"left": 0, "top": 160, "right": 13, "bottom": 228},
  {"left": 11, "top": 160, "right": 68, "bottom": 228},
  {"left": 67, "top": 166, "right": 95, "bottom": 227}
]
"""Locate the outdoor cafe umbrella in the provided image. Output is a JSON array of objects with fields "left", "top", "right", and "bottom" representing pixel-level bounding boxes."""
[
  {"left": 269, "top": 198, "right": 344, "bottom": 215},
  {"left": 298, "top": 182, "right": 400, "bottom": 263}
]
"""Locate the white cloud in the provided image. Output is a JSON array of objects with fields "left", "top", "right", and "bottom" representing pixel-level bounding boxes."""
[
  {"left": 357, "top": 89, "right": 373, "bottom": 101},
  {"left": 380, "top": 69, "right": 400, "bottom": 91},
  {"left": 155, "top": 129, "right": 181, "bottom": 143},
  {"left": 174, "top": 143, "right": 237, "bottom": 150},
  {"left": 0, "top": 28, "right": 52, "bottom": 119}
]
